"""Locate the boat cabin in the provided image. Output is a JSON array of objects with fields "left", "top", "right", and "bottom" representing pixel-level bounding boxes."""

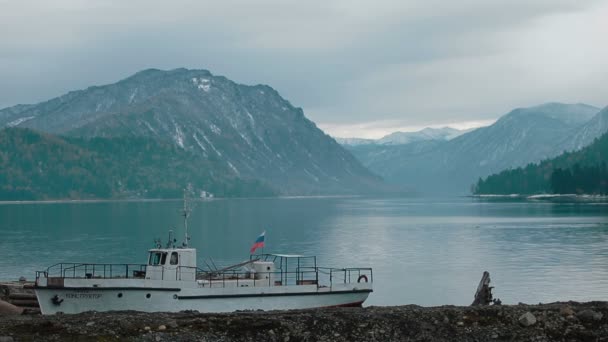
[{"left": 145, "top": 247, "right": 197, "bottom": 281}]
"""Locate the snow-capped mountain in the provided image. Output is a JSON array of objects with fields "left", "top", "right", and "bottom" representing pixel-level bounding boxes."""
[
  {"left": 336, "top": 127, "right": 468, "bottom": 147},
  {"left": 0, "top": 68, "right": 383, "bottom": 195},
  {"left": 346, "top": 103, "right": 604, "bottom": 194},
  {"left": 334, "top": 137, "right": 375, "bottom": 146},
  {"left": 377, "top": 127, "right": 467, "bottom": 145}
]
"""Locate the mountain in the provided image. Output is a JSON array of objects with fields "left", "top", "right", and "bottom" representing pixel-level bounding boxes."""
[
  {"left": 334, "top": 137, "right": 375, "bottom": 146},
  {"left": 515, "top": 102, "right": 598, "bottom": 126},
  {"left": 0, "top": 68, "right": 383, "bottom": 196},
  {"left": 377, "top": 127, "right": 466, "bottom": 145},
  {"left": 558, "top": 106, "right": 608, "bottom": 152},
  {"left": 0, "top": 128, "right": 275, "bottom": 200},
  {"left": 336, "top": 127, "right": 468, "bottom": 147},
  {"left": 473, "top": 130, "right": 608, "bottom": 195},
  {"left": 346, "top": 103, "right": 603, "bottom": 194}
]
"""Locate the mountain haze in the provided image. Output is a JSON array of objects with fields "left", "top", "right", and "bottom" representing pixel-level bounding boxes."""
[
  {"left": 346, "top": 103, "right": 603, "bottom": 194},
  {"left": 0, "top": 68, "right": 383, "bottom": 196}
]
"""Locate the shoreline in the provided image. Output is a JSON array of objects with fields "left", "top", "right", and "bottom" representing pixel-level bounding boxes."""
[
  {"left": 0, "top": 195, "right": 367, "bottom": 205},
  {"left": 470, "top": 194, "right": 608, "bottom": 201},
  {"left": 0, "top": 302, "right": 606, "bottom": 341}
]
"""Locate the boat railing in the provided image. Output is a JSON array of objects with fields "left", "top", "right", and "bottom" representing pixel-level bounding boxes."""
[
  {"left": 193, "top": 268, "right": 318, "bottom": 287},
  {"left": 36, "top": 263, "right": 148, "bottom": 281},
  {"left": 193, "top": 266, "right": 373, "bottom": 288},
  {"left": 302, "top": 267, "right": 373, "bottom": 288},
  {"left": 35, "top": 263, "right": 373, "bottom": 288}
]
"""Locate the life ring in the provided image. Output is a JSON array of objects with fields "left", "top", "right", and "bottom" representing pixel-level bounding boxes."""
[
  {"left": 51, "top": 295, "right": 63, "bottom": 306},
  {"left": 357, "top": 275, "right": 368, "bottom": 283}
]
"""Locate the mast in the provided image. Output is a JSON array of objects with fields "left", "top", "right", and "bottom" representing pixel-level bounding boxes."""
[{"left": 182, "top": 189, "right": 192, "bottom": 247}]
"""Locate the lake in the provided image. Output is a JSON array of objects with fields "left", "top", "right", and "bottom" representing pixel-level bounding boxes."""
[{"left": 1, "top": 196, "right": 607, "bottom": 306}]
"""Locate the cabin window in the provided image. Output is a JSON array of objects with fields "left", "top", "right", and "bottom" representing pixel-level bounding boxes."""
[
  {"left": 149, "top": 252, "right": 166, "bottom": 266},
  {"left": 170, "top": 252, "right": 179, "bottom": 265},
  {"left": 161, "top": 253, "right": 167, "bottom": 265}
]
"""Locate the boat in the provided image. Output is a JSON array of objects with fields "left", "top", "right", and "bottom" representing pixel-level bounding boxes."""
[{"left": 34, "top": 195, "right": 373, "bottom": 314}]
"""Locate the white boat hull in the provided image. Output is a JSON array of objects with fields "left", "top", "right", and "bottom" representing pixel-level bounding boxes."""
[{"left": 35, "top": 284, "right": 372, "bottom": 314}]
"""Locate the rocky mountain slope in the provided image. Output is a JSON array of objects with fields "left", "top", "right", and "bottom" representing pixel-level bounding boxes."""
[
  {"left": 558, "top": 106, "right": 608, "bottom": 152},
  {"left": 0, "top": 68, "right": 383, "bottom": 196},
  {"left": 346, "top": 103, "right": 603, "bottom": 194}
]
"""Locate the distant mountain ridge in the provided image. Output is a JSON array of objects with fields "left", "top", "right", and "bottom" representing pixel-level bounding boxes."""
[
  {"left": 345, "top": 103, "right": 605, "bottom": 194},
  {"left": 336, "top": 127, "right": 468, "bottom": 146},
  {"left": 0, "top": 68, "right": 384, "bottom": 196},
  {"left": 508, "top": 102, "right": 598, "bottom": 125}
]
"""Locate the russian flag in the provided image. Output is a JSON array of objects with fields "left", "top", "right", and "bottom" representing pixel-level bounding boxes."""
[{"left": 250, "top": 231, "right": 265, "bottom": 254}]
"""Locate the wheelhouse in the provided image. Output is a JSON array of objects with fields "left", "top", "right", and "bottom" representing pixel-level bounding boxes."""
[{"left": 145, "top": 247, "right": 197, "bottom": 281}]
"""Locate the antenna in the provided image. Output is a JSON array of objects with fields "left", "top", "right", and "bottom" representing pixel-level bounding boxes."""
[
  {"left": 166, "top": 229, "right": 176, "bottom": 249},
  {"left": 181, "top": 189, "right": 192, "bottom": 247}
]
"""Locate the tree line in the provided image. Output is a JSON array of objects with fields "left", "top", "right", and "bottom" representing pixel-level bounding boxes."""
[
  {"left": 473, "top": 132, "right": 608, "bottom": 195},
  {"left": 0, "top": 128, "right": 276, "bottom": 200},
  {"left": 551, "top": 164, "right": 608, "bottom": 195}
]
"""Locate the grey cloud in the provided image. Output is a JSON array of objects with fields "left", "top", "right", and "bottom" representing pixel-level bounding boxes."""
[{"left": 0, "top": 0, "right": 606, "bottom": 138}]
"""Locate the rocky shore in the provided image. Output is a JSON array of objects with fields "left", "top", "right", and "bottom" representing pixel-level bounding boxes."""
[{"left": 0, "top": 302, "right": 607, "bottom": 341}]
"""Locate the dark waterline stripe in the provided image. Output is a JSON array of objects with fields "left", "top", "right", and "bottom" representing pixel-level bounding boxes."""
[
  {"left": 35, "top": 286, "right": 181, "bottom": 291},
  {"left": 177, "top": 289, "right": 372, "bottom": 300}
]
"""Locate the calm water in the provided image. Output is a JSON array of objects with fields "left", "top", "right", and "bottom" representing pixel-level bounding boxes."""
[{"left": 1, "top": 197, "right": 607, "bottom": 306}]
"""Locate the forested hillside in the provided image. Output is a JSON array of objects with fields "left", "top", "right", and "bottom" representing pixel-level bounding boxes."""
[
  {"left": 473, "top": 132, "right": 608, "bottom": 195},
  {"left": 0, "top": 128, "right": 275, "bottom": 200}
]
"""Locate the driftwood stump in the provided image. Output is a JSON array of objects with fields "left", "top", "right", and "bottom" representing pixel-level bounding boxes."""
[{"left": 471, "top": 271, "right": 501, "bottom": 306}]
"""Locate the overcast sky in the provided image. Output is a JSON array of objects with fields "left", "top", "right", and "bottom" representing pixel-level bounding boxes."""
[{"left": 1, "top": 1, "right": 607, "bottom": 138}]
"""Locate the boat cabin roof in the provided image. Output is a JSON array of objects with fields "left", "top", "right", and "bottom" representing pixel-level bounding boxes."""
[{"left": 148, "top": 248, "right": 196, "bottom": 253}]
